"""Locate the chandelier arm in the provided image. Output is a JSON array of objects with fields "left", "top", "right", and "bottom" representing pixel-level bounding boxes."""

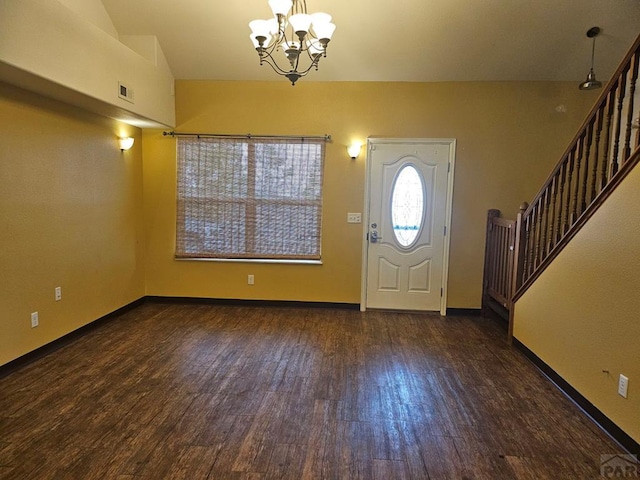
[
  {"left": 259, "top": 53, "right": 297, "bottom": 76},
  {"left": 263, "top": 60, "right": 290, "bottom": 76},
  {"left": 292, "top": 57, "right": 320, "bottom": 76},
  {"left": 292, "top": 49, "right": 304, "bottom": 70},
  {"left": 256, "top": 31, "right": 323, "bottom": 77},
  {"left": 301, "top": 45, "right": 321, "bottom": 64},
  {"left": 261, "top": 41, "right": 280, "bottom": 59},
  {"left": 261, "top": 52, "right": 318, "bottom": 78}
]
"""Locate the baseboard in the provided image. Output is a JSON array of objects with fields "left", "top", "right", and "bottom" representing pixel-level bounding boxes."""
[
  {"left": 446, "top": 308, "right": 482, "bottom": 316},
  {"left": 513, "top": 338, "right": 640, "bottom": 455},
  {"left": 146, "top": 300, "right": 481, "bottom": 316},
  {"left": 145, "top": 296, "right": 361, "bottom": 310},
  {"left": 0, "top": 297, "right": 145, "bottom": 379}
]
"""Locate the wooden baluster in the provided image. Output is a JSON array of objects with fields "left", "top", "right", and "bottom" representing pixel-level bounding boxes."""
[
  {"left": 611, "top": 67, "right": 629, "bottom": 176},
  {"left": 537, "top": 191, "right": 547, "bottom": 264},
  {"left": 502, "top": 224, "right": 510, "bottom": 298},
  {"left": 542, "top": 186, "right": 552, "bottom": 260},
  {"left": 623, "top": 51, "right": 639, "bottom": 161},
  {"left": 523, "top": 212, "right": 532, "bottom": 281},
  {"left": 482, "top": 209, "right": 500, "bottom": 314},
  {"left": 494, "top": 223, "right": 501, "bottom": 293},
  {"left": 496, "top": 225, "right": 503, "bottom": 296},
  {"left": 539, "top": 191, "right": 547, "bottom": 262},
  {"left": 535, "top": 196, "right": 543, "bottom": 268},
  {"left": 555, "top": 161, "right": 567, "bottom": 244},
  {"left": 504, "top": 223, "right": 511, "bottom": 296},
  {"left": 495, "top": 224, "right": 501, "bottom": 296},
  {"left": 564, "top": 147, "right": 575, "bottom": 234},
  {"left": 516, "top": 202, "right": 529, "bottom": 289},
  {"left": 548, "top": 173, "right": 559, "bottom": 251},
  {"left": 533, "top": 200, "right": 543, "bottom": 272},
  {"left": 600, "top": 86, "right": 617, "bottom": 189},
  {"left": 530, "top": 202, "right": 539, "bottom": 276},
  {"left": 572, "top": 133, "right": 585, "bottom": 222},
  {"left": 496, "top": 226, "right": 502, "bottom": 294},
  {"left": 503, "top": 225, "right": 510, "bottom": 299},
  {"left": 528, "top": 207, "right": 537, "bottom": 278},
  {"left": 590, "top": 105, "right": 604, "bottom": 201},
  {"left": 580, "top": 120, "right": 594, "bottom": 212},
  {"left": 482, "top": 209, "right": 499, "bottom": 316}
]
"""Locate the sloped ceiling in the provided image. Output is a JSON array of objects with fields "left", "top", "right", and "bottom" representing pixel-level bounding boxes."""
[{"left": 100, "top": 0, "right": 640, "bottom": 83}]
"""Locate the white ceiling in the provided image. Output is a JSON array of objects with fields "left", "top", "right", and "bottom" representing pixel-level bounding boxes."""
[{"left": 100, "top": 0, "right": 640, "bottom": 83}]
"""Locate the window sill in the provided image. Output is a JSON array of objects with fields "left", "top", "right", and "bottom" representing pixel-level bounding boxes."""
[{"left": 175, "top": 257, "right": 323, "bottom": 265}]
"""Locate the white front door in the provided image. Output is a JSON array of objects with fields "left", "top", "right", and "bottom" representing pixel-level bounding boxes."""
[{"left": 363, "top": 139, "right": 455, "bottom": 313}]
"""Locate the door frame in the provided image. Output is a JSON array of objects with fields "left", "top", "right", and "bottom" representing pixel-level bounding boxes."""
[{"left": 360, "top": 138, "right": 456, "bottom": 314}]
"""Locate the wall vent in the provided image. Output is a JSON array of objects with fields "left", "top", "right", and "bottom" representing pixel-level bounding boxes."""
[{"left": 118, "top": 81, "right": 134, "bottom": 103}]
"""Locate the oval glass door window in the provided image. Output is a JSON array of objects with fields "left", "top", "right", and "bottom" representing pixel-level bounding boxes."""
[{"left": 391, "top": 164, "right": 425, "bottom": 247}]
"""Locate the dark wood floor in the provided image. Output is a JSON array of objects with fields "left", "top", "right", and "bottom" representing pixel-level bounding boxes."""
[{"left": 0, "top": 303, "right": 624, "bottom": 479}]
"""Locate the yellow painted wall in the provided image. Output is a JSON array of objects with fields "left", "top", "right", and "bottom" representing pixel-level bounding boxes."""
[
  {"left": 0, "top": 82, "right": 145, "bottom": 366},
  {"left": 514, "top": 163, "right": 640, "bottom": 443},
  {"left": 143, "top": 80, "right": 597, "bottom": 307}
]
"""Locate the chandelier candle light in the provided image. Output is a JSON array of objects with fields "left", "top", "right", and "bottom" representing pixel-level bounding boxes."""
[{"left": 249, "top": 0, "right": 336, "bottom": 85}]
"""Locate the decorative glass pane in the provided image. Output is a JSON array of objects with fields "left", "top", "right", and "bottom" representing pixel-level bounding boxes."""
[{"left": 391, "top": 165, "right": 424, "bottom": 247}]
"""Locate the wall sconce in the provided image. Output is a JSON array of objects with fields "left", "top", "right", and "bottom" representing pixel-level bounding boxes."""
[
  {"left": 119, "top": 137, "right": 135, "bottom": 151},
  {"left": 347, "top": 143, "right": 362, "bottom": 160}
]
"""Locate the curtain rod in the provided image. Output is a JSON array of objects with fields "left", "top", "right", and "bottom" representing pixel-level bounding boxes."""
[{"left": 163, "top": 131, "right": 332, "bottom": 142}]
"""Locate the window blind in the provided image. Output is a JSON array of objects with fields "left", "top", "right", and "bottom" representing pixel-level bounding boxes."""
[{"left": 176, "top": 136, "right": 324, "bottom": 260}]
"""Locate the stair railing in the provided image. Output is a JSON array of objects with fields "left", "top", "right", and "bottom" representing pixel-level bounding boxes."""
[{"left": 513, "top": 33, "right": 640, "bottom": 300}]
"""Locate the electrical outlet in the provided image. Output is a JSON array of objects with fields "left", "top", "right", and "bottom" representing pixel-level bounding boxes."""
[
  {"left": 618, "top": 374, "right": 629, "bottom": 398},
  {"left": 55, "top": 286, "right": 62, "bottom": 301},
  {"left": 248, "top": 274, "right": 255, "bottom": 285},
  {"left": 31, "top": 312, "right": 39, "bottom": 328},
  {"left": 347, "top": 213, "right": 362, "bottom": 224}
]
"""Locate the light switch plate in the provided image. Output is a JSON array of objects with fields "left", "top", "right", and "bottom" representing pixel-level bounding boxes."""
[{"left": 618, "top": 374, "right": 629, "bottom": 398}]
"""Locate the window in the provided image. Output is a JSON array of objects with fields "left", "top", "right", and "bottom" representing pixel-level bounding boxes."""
[
  {"left": 176, "top": 136, "right": 324, "bottom": 260},
  {"left": 391, "top": 164, "right": 425, "bottom": 248}
]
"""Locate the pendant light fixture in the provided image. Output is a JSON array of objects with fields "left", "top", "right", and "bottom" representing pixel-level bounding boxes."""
[
  {"left": 249, "top": 0, "right": 336, "bottom": 85},
  {"left": 579, "top": 26, "right": 603, "bottom": 91}
]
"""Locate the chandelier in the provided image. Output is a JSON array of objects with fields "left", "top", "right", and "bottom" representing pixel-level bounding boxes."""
[{"left": 249, "top": 0, "right": 336, "bottom": 85}]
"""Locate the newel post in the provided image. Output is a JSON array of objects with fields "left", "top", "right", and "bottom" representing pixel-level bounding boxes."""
[{"left": 508, "top": 201, "right": 529, "bottom": 343}]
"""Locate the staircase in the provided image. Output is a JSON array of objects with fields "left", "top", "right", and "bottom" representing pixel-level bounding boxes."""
[
  {"left": 514, "top": 33, "right": 640, "bottom": 300},
  {"left": 483, "top": 32, "right": 640, "bottom": 336},
  {"left": 481, "top": 34, "right": 640, "bottom": 455}
]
